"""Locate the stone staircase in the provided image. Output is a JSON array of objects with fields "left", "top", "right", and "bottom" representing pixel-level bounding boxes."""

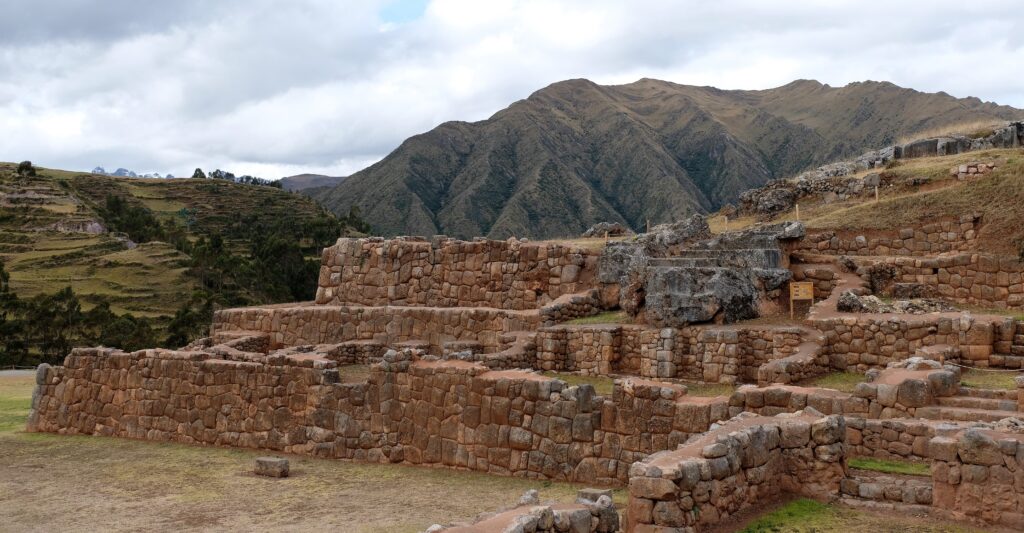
[{"left": 917, "top": 389, "right": 1020, "bottom": 422}]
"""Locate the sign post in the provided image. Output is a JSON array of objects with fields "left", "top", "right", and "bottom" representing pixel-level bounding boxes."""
[{"left": 789, "top": 281, "right": 815, "bottom": 319}]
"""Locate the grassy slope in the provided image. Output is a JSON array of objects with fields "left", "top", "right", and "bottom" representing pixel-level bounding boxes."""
[
  {"left": 0, "top": 163, "right": 337, "bottom": 317},
  {"left": 723, "top": 148, "right": 1024, "bottom": 255},
  {"left": 802, "top": 149, "right": 1024, "bottom": 254}
]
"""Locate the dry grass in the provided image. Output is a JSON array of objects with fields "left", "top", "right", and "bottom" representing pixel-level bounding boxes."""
[
  {"left": 895, "top": 120, "right": 1004, "bottom": 145},
  {"left": 542, "top": 372, "right": 615, "bottom": 396},
  {"left": 804, "top": 149, "right": 1024, "bottom": 254},
  {"left": 802, "top": 372, "right": 865, "bottom": 393},
  {"left": 960, "top": 368, "right": 1022, "bottom": 390},
  {"left": 0, "top": 373, "right": 619, "bottom": 533}
]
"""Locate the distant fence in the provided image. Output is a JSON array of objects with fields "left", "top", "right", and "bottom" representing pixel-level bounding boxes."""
[{"left": 0, "top": 365, "right": 37, "bottom": 371}]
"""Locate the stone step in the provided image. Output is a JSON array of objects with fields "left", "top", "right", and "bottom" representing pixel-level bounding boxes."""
[
  {"left": 958, "top": 387, "right": 1018, "bottom": 400},
  {"left": 936, "top": 396, "right": 1018, "bottom": 411},
  {"left": 916, "top": 406, "right": 1021, "bottom": 423},
  {"left": 988, "top": 353, "right": 1024, "bottom": 368}
]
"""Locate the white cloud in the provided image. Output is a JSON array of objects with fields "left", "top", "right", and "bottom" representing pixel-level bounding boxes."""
[{"left": 0, "top": 0, "right": 1021, "bottom": 179}]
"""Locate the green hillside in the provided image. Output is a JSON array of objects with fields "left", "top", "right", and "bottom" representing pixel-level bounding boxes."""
[{"left": 0, "top": 161, "right": 365, "bottom": 365}]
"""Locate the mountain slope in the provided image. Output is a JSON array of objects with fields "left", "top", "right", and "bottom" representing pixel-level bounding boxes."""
[
  {"left": 279, "top": 173, "right": 346, "bottom": 192},
  {"left": 314, "top": 78, "right": 1023, "bottom": 239},
  {"left": 0, "top": 163, "right": 355, "bottom": 317}
]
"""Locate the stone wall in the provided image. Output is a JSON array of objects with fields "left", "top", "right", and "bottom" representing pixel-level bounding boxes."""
[
  {"left": 626, "top": 413, "right": 848, "bottom": 531},
  {"left": 28, "top": 348, "right": 745, "bottom": 485},
  {"left": 798, "top": 215, "right": 980, "bottom": 257},
  {"left": 638, "top": 326, "right": 814, "bottom": 384},
  {"left": 535, "top": 324, "right": 643, "bottom": 376},
  {"left": 930, "top": 429, "right": 1024, "bottom": 528},
  {"left": 810, "top": 313, "right": 1018, "bottom": 371},
  {"left": 314, "top": 237, "right": 599, "bottom": 310},
  {"left": 849, "top": 253, "right": 1024, "bottom": 310},
  {"left": 212, "top": 304, "right": 541, "bottom": 353}
]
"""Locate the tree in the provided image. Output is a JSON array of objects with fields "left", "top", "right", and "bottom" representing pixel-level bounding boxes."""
[
  {"left": 16, "top": 161, "right": 36, "bottom": 177},
  {"left": 192, "top": 168, "right": 207, "bottom": 179},
  {"left": 0, "top": 260, "right": 27, "bottom": 366},
  {"left": 166, "top": 293, "right": 215, "bottom": 348},
  {"left": 23, "top": 287, "right": 82, "bottom": 363}
]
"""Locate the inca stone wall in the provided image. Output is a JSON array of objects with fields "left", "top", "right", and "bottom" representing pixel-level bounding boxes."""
[
  {"left": 930, "top": 429, "right": 1024, "bottom": 528},
  {"left": 314, "top": 237, "right": 599, "bottom": 309},
  {"left": 637, "top": 326, "right": 814, "bottom": 384},
  {"left": 798, "top": 215, "right": 980, "bottom": 257},
  {"left": 811, "top": 313, "right": 1022, "bottom": 370},
  {"left": 28, "top": 348, "right": 748, "bottom": 485},
  {"left": 849, "top": 253, "right": 1024, "bottom": 309},
  {"left": 212, "top": 304, "right": 541, "bottom": 352},
  {"left": 626, "top": 413, "right": 848, "bottom": 531}
]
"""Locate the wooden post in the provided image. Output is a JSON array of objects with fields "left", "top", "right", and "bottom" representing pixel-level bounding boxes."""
[
  {"left": 646, "top": 219, "right": 650, "bottom": 233},
  {"left": 724, "top": 215, "right": 728, "bottom": 232},
  {"left": 874, "top": 185, "right": 879, "bottom": 202},
  {"left": 795, "top": 204, "right": 800, "bottom": 221},
  {"left": 604, "top": 231, "right": 609, "bottom": 243}
]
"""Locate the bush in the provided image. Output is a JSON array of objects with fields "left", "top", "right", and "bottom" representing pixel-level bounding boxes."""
[{"left": 16, "top": 161, "right": 36, "bottom": 176}]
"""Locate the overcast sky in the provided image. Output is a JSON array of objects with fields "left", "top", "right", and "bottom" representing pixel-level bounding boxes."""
[{"left": 2, "top": 0, "right": 1022, "bottom": 179}]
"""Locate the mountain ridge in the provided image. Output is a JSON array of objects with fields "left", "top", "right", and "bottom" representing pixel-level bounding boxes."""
[{"left": 313, "top": 78, "right": 1023, "bottom": 239}]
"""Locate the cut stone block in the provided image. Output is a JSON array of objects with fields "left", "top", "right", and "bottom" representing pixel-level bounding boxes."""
[{"left": 255, "top": 457, "right": 289, "bottom": 478}]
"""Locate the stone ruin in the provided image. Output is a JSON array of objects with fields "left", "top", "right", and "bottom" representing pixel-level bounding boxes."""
[
  {"left": 24, "top": 204, "right": 1024, "bottom": 530},
  {"left": 739, "top": 120, "right": 1024, "bottom": 219}
]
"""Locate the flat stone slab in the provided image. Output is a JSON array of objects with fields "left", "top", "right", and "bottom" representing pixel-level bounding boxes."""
[
  {"left": 254, "top": 457, "right": 289, "bottom": 478},
  {"left": 576, "top": 487, "right": 613, "bottom": 504}
]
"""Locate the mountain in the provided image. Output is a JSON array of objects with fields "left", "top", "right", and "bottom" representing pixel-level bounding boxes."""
[
  {"left": 279, "top": 173, "right": 346, "bottom": 192},
  {"left": 92, "top": 166, "right": 174, "bottom": 179},
  {"left": 312, "top": 78, "right": 1024, "bottom": 239}
]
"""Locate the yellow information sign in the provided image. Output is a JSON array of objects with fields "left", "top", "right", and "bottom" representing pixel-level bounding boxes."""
[{"left": 789, "top": 281, "right": 815, "bottom": 318}]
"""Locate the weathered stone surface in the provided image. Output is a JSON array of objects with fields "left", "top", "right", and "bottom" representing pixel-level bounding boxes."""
[{"left": 254, "top": 457, "right": 289, "bottom": 478}]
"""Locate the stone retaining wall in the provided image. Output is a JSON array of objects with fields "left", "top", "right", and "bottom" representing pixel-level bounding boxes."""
[
  {"left": 626, "top": 413, "right": 847, "bottom": 531},
  {"left": 27, "top": 349, "right": 744, "bottom": 485},
  {"left": 930, "top": 429, "right": 1024, "bottom": 528},
  {"left": 798, "top": 215, "right": 980, "bottom": 257},
  {"left": 212, "top": 305, "right": 541, "bottom": 353},
  {"left": 850, "top": 253, "right": 1024, "bottom": 309},
  {"left": 638, "top": 327, "right": 811, "bottom": 384},
  {"left": 315, "top": 237, "right": 599, "bottom": 310}
]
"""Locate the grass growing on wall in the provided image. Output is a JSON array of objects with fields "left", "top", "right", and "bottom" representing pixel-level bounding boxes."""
[
  {"left": 564, "top": 310, "right": 631, "bottom": 325},
  {"left": 848, "top": 457, "right": 931, "bottom": 476},
  {"left": 740, "top": 497, "right": 981, "bottom": 532}
]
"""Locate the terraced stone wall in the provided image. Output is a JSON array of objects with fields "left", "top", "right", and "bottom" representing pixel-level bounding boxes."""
[
  {"left": 812, "top": 314, "right": 1020, "bottom": 370},
  {"left": 27, "top": 348, "right": 748, "bottom": 485},
  {"left": 851, "top": 253, "right": 1024, "bottom": 309},
  {"left": 930, "top": 429, "right": 1024, "bottom": 528},
  {"left": 798, "top": 215, "right": 980, "bottom": 256},
  {"left": 212, "top": 304, "right": 541, "bottom": 352},
  {"left": 314, "top": 237, "right": 600, "bottom": 309},
  {"left": 626, "top": 413, "right": 847, "bottom": 531}
]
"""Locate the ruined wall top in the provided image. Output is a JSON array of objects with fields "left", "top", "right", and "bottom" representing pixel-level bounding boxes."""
[{"left": 314, "top": 236, "right": 600, "bottom": 310}]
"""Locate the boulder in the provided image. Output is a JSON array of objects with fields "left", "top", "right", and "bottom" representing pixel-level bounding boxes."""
[
  {"left": 582, "top": 222, "right": 634, "bottom": 239},
  {"left": 957, "top": 429, "right": 1004, "bottom": 466}
]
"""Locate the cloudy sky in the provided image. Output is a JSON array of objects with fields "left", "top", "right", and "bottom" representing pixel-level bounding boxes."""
[{"left": 2, "top": 0, "right": 1022, "bottom": 179}]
